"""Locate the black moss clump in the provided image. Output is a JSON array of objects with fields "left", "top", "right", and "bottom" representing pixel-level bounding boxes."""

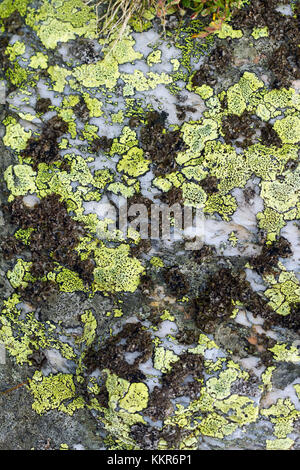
[
  {"left": 221, "top": 111, "right": 282, "bottom": 149},
  {"left": 21, "top": 116, "right": 68, "bottom": 169},
  {"left": 262, "top": 303, "right": 300, "bottom": 334},
  {"left": 193, "top": 267, "right": 273, "bottom": 333},
  {"left": 2, "top": 194, "right": 94, "bottom": 304},
  {"left": 268, "top": 42, "right": 300, "bottom": 89},
  {"left": 175, "top": 103, "right": 197, "bottom": 121},
  {"left": 140, "top": 111, "right": 185, "bottom": 176},
  {"left": 35, "top": 98, "right": 52, "bottom": 115},
  {"left": 192, "top": 244, "right": 217, "bottom": 264},
  {"left": 250, "top": 236, "right": 292, "bottom": 275},
  {"left": 163, "top": 267, "right": 189, "bottom": 297},
  {"left": 192, "top": 44, "right": 233, "bottom": 88},
  {"left": 199, "top": 175, "right": 219, "bottom": 195},
  {"left": 230, "top": 0, "right": 300, "bottom": 88},
  {"left": 159, "top": 187, "right": 183, "bottom": 206},
  {"left": 84, "top": 322, "right": 153, "bottom": 382},
  {"left": 145, "top": 352, "right": 203, "bottom": 422},
  {"left": 73, "top": 96, "right": 90, "bottom": 121},
  {"left": 89, "top": 135, "right": 113, "bottom": 154}
]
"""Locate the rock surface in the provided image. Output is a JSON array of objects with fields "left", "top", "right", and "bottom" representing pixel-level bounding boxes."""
[{"left": 0, "top": 0, "right": 299, "bottom": 450}]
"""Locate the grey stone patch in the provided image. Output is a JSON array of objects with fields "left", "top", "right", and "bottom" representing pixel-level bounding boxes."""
[{"left": 271, "top": 363, "right": 300, "bottom": 390}]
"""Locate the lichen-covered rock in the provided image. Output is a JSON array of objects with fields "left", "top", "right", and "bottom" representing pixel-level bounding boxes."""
[{"left": 0, "top": 0, "right": 299, "bottom": 451}]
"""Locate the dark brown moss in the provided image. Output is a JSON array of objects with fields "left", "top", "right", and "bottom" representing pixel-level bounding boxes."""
[
  {"left": 89, "top": 136, "right": 113, "bottom": 153},
  {"left": 127, "top": 194, "right": 152, "bottom": 252},
  {"left": 21, "top": 279, "right": 58, "bottom": 305},
  {"left": 127, "top": 194, "right": 152, "bottom": 220},
  {"left": 130, "top": 422, "right": 186, "bottom": 450},
  {"left": 262, "top": 303, "right": 300, "bottom": 334},
  {"left": 138, "top": 273, "right": 155, "bottom": 294},
  {"left": 175, "top": 104, "right": 197, "bottom": 121},
  {"left": 84, "top": 322, "right": 153, "bottom": 382},
  {"left": 209, "top": 44, "right": 233, "bottom": 71},
  {"left": 140, "top": 111, "right": 185, "bottom": 176},
  {"left": 250, "top": 236, "right": 292, "bottom": 275},
  {"left": 247, "top": 332, "right": 277, "bottom": 367},
  {"left": 2, "top": 11, "right": 23, "bottom": 35},
  {"left": 3, "top": 194, "right": 94, "bottom": 304},
  {"left": 191, "top": 64, "right": 217, "bottom": 88},
  {"left": 192, "top": 45, "right": 233, "bottom": 89},
  {"left": 192, "top": 244, "right": 217, "bottom": 264},
  {"left": 130, "top": 424, "right": 162, "bottom": 450},
  {"left": 164, "top": 352, "right": 203, "bottom": 398},
  {"left": 27, "top": 350, "right": 47, "bottom": 368},
  {"left": 159, "top": 187, "right": 183, "bottom": 206},
  {"left": 243, "top": 187, "right": 256, "bottom": 204},
  {"left": 221, "top": 111, "right": 282, "bottom": 149},
  {"left": 199, "top": 175, "right": 219, "bottom": 195},
  {"left": 73, "top": 97, "right": 90, "bottom": 121},
  {"left": 0, "top": 37, "right": 12, "bottom": 91},
  {"left": 1, "top": 235, "right": 24, "bottom": 260},
  {"left": 163, "top": 267, "right": 189, "bottom": 296},
  {"left": 145, "top": 352, "right": 203, "bottom": 422},
  {"left": 231, "top": 0, "right": 291, "bottom": 37},
  {"left": 20, "top": 116, "right": 68, "bottom": 169},
  {"left": 193, "top": 267, "right": 273, "bottom": 333},
  {"left": 230, "top": 0, "right": 300, "bottom": 88},
  {"left": 268, "top": 42, "right": 300, "bottom": 89},
  {"left": 130, "top": 239, "right": 152, "bottom": 258},
  {"left": 175, "top": 327, "right": 200, "bottom": 345},
  {"left": 36, "top": 98, "right": 52, "bottom": 115},
  {"left": 128, "top": 115, "right": 142, "bottom": 128}
]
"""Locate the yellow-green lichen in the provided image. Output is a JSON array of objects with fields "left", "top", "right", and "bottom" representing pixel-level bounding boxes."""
[
  {"left": 28, "top": 371, "right": 84, "bottom": 415},
  {"left": 251, "top": 26, "right": 269, "bottom": 39},
  {"left": 29, "top": 52, "right": 48, "bottom": 69},
  {"left": 261, "top": 398, "right": 300, "bottom": 440},
  {"left": 48, "top": 65, "right": 71, "bottom": 92},
  {"left": 153, "top": 346, "right": 179, "bottom": 373},
  {"left": 177, "top": 119, "right": 219, "bottom": 165},
  {"left": 266, "top": 438, "right": 294, "bottom": 450},
  {"left": 0, "top": 0, "right": 29, "bottom": 19},
  {"left": 25, "top": 0, "right": 97, "bottom": 49},
  {"left": 119, "top": 382, "right": 149, "bottom": 413},
  {"left": 14, "top": 227, "right": 35, "bottom": 245},
  {"left": 264, "top": 268, "right": 300, "bottom": 316},
  {"left": 182, "top": 182, "right": 207, "bottom": 208},
  {"left": 188, "top": 334, "right": 219, "bottom": 356},
  {"left": 0, "top": 295, "right": 75, "bottom": 364},
  {"left": 150, "top": 256, "right": 164, "bottom": 268},
  {"left": 7, "top": 258, "right": 32, "bottom": 289},
  {"left": 215, "top": 23, "right": 243, "bottom": 39},
  {"left": 73, "top": 58, "right": 120, "bottom": 90},
  {"left": 268, "top": 343, "right": 300, "bottom": 363},
  {"left": 4, "top": 164, "right": 37, "bottom": 201},
  {"left": 273, "top": 115, "right": 300, "bottom": 144},
  {"left": 77, "top": 310, "right": 97, "bottom": 347},
  {"left": 91, "top": 243, "right": 144, "bottom": 293},
  {"left": 147, "top": 50, "right": 162, "bottom": 67},
  {"left": 5, "top": 41, "right": 26, "bottom": 61},
  {"left": 117, "top": 147, "right": 150, "bottom": 177},
  {"left": 3, "top": 117, "right": 32, "bottom": 151},
  {"left": 121, "top": 70, "right": 172, "bottom": 97}
]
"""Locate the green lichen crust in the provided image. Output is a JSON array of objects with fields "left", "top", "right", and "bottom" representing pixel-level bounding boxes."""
[{"left": 0, "top": 0, "right": 299, "bottom": 452}]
